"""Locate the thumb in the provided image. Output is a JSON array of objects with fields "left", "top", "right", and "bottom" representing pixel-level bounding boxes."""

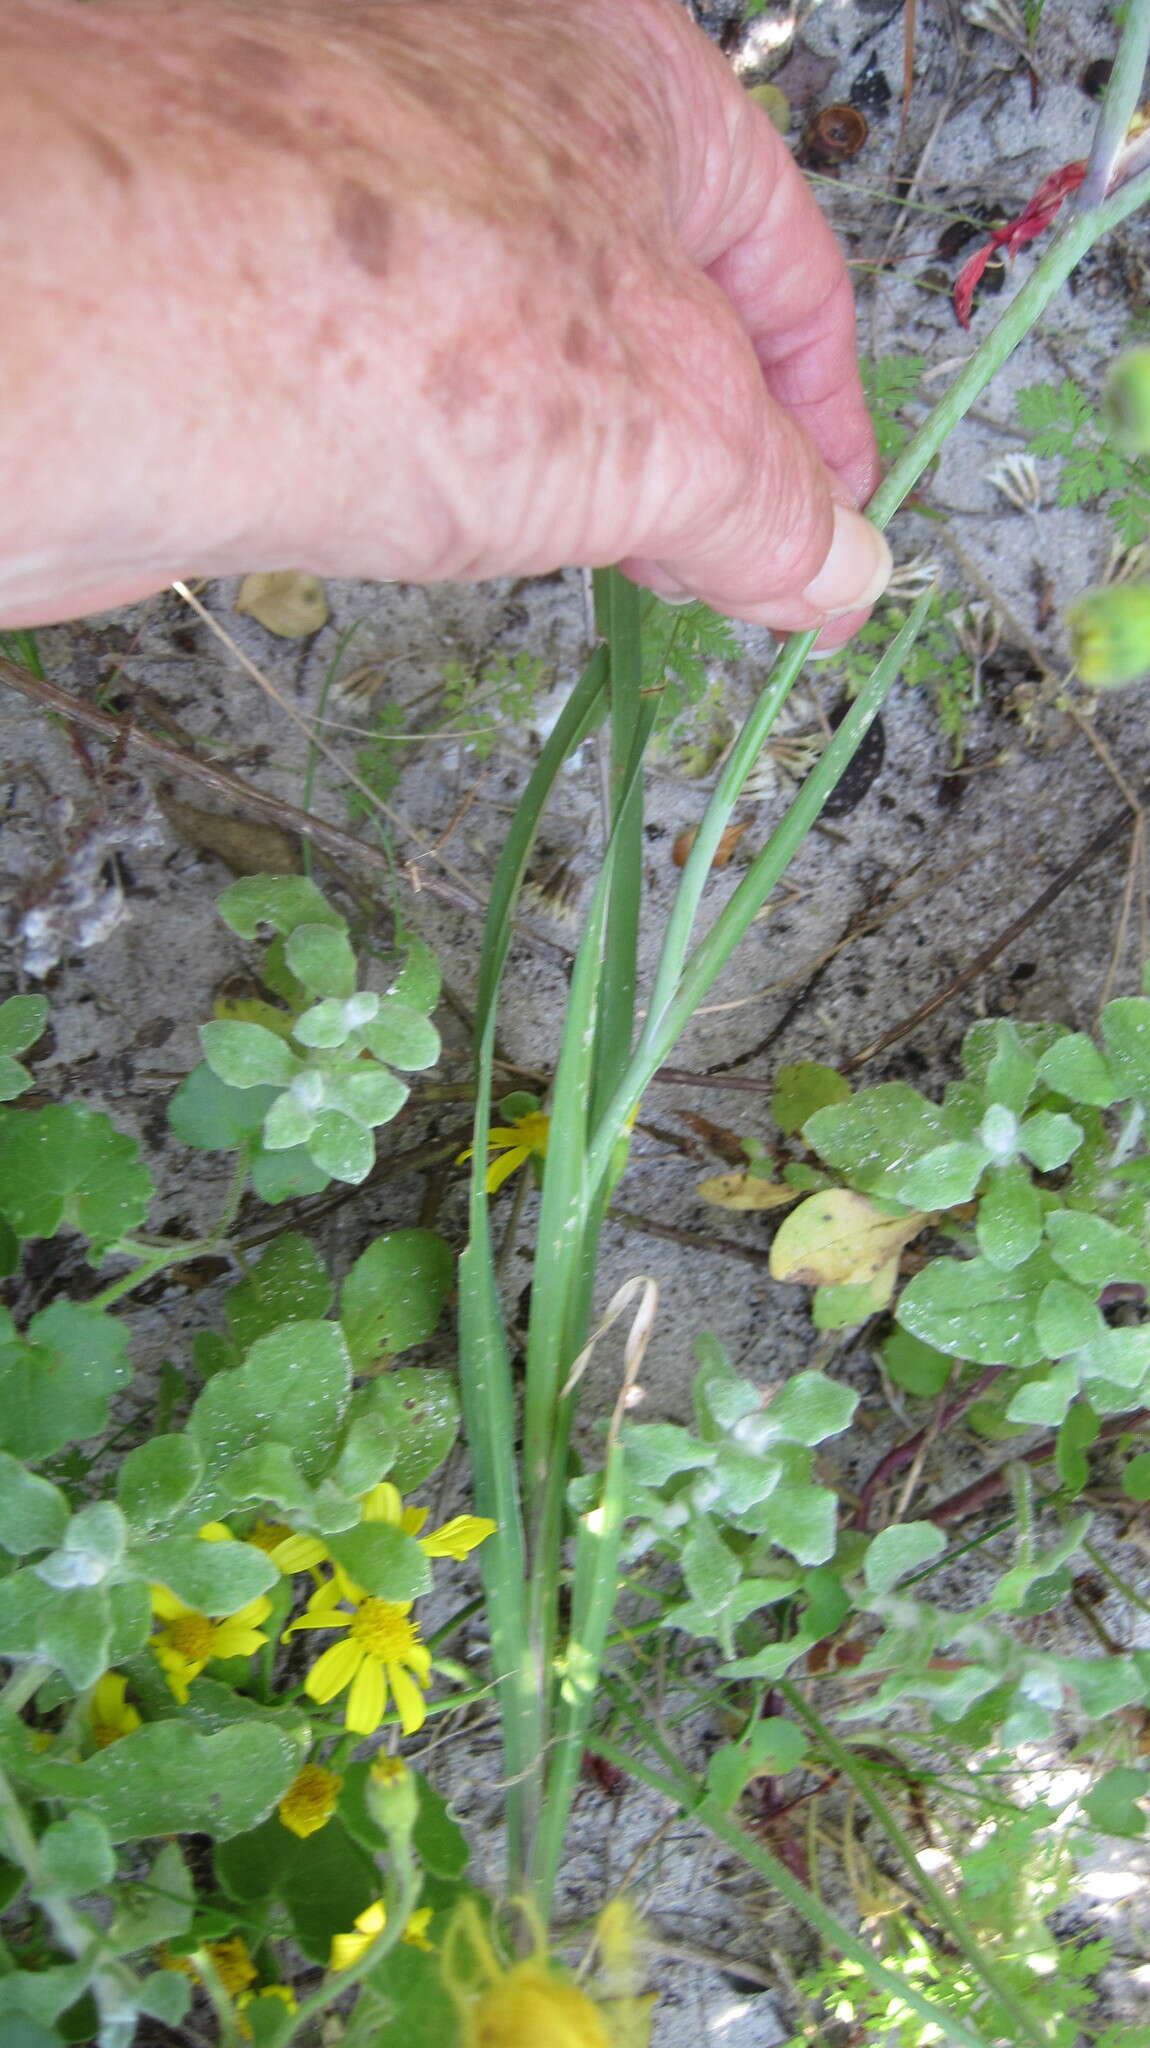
[{"left": 614, "top": 276, "right": 891, "bottom": 632}]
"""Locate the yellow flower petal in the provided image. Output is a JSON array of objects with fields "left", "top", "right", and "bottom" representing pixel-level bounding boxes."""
[
  {"left": 346, "top": 1653, "right": 387, "bottom": 1735},
  {"left": 197, "top": 1521, "right": 234, "bottom": 1543},
  {"left": 305, "top": 1637, "right": 364, "bottom": 1705},
  {"left": 360, "top": 1482, "right": 402, "bottom": 1525},
  {"left": 485, "top": 1144, "right": 530, "bottom": 1194},
  {"left": 401, "top": 1906, "right": 436, "bottom": 1953},
  {"left": 388, "top": 1661, "right": 427, "bottom": 1736},
  {"left": 270, "top": 1532, "right": 329, "bottom": 1574},
  {"left": 149, "top": 1585, "right": 190, "bottom": 1622},
  {"left": 419, "top": 1515, "right": 497, "bottom": 1561}
]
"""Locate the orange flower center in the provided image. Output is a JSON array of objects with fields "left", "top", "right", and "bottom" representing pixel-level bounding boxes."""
[
  {"left": 166, "top": 1614, "right": 217, "bottom": 1661},
  {"left": 349, "top": 1599, "right": 419, "bottom": 1661}
]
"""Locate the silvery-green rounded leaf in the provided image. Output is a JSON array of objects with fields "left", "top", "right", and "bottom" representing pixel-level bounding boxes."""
[
  {"left": 1035, "top": 1279, "right": 1104, "bottom": 1358},
  {"left": 1101, "top": 997, "right": 1150, "bottom": 1101},
  {"left": 976, "top": 1162, "right": 1042, "bottom": 1271},
  {"left": 1019, "top": 1109, "right": 1083, "bottom": 1171},
  {"left": 39, "top": 1810, "right": 115, "bottom": 1895},
  {"left": 0, "top": 1455, "right": 68, "bottom": 1556},
  {"left": 217, "top": 875, "right": 343, "bottom": 941},
  {"left": 897, "top": 1254, "right": 1047, "bottom": 1366},
  {"left": 0, "top": 994, "right": 49, "bottom": 1059},
  {"left": 141, "top": 1534, "right": 277, "bottom": 1613},
  {"left": 359, "top": 1001, "right": 440, "bottom": 1072},
  {"left": 261, "top": 1091, "right": 317, "bottom": 1153},
  {"left": 864, "top": 1521, "right": 946, "bottom": 1596},
  {"left": 322, "top": 1066, "right": 408, "bottom": 1129},
  {"left": 308, "top": 1110, "right": 374, "bottom": 1184},
  {"left": 387, "top": 937, "right": 441, "bottom": 1015},
  {"left": 200, "top": 1021, "right": 299, "bottom": 1090},
  {"left": 117, "top": 1434, "right": 203, "bottom": 1529},
  {"left": 1045, "top": 1209, "right": 1150, "bottom": 1288},
  {"left": 898, "top": 1140, "right": 987, "bottom": 1209},
  {"left": 1006, "top": 1361, "right": 1080, "bottom": 1427},
  {"left": 1035, "top": 1033, "right": 1120, "bottom": 1107},
  {"left": 284, "top": 921, "right": 357, "bottom": 998},
  {"left": 293, "top": 998, "right": 354, "bottom": 1049}
]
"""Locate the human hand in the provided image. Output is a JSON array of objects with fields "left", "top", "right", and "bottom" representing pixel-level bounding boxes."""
[{"left": 0, "top": 0, "right": 889, "bottom": 632}]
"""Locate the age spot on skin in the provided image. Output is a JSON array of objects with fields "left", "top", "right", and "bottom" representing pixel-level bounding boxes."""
[
  {"left": 218, "top": 36, "right": 297, "bottom": 92},
  {"left": 73, "top": 120, "right": 133, "bottom": 186},
  {"left": 422, "top": 343, "right": 492, "bottom": 423},
  {"left": 333, "top": 178, "right": 394, "bottom": 279},
  {"left": 561, "top": 316, "right": 593, "bottom": 369}
]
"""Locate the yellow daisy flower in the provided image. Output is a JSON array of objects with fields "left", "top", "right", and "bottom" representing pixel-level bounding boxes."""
[
  {"left": 277, "top": 1762, "right": 343, "bottom": 1839},
  {"left": 329, "top": 1899, "right": 435, "bottom": 1971},
  {"left": 203, "top": 1935, "right": 258, "bottom": 1999},
  {"left": 360, "top": 1482, "right": 496, "bottom": 1563},
  {"left": 285, "top": 1568, "right": 432, "bottom": 1735},
  {"left": 461, "top": 1107, "right": 551, "bottom": 1194},
  {"left": 88, "top": 1671, "right": 141, "bottom": 1748},
  {"left": 148, "top": 1588, "right": 272, "bottom": 1705},
  {"left": 262, "top": 1485, "right": 495, "bottom": 1583},
  {"left": 442, "top": 1899, "right": 652, "bottom": 2048}
]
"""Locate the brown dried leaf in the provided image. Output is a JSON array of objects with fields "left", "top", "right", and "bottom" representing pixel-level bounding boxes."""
[
  {"left": 698, "top": 1170, "right": 797, "bottom": 1212},
  {"left": 769, "top": 1189, "right": 931, "bottom": 1287},
  {"left": 156, "top": 792, "right": 302, "bottom": 876},
  {"left": 672, "top": 818, "right": 750, "bottom": 870},
  {"left": 235, "top": 570, "right": 329, "bottom": 638},
  {"left": 679, "top": 1110, "right": 750, "bottom": 1166}
]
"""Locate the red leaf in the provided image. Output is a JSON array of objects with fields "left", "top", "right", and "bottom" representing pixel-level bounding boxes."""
[{"left": 953, "top": 159, "right": 1085, "bottom": 326}]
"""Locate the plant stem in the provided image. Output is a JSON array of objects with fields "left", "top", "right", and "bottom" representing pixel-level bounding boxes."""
[
  {"left": 1078, "top": 0, "right": 1150, "bottom": 209},
  {"left": 780, "top": 1683, "right": 1051, "bottom": 2048},
  {"left": 0, "top": 1658, "right": 52, "bottom": 1712},
  {"left": 585, "top": 1733, "right": 996, "bottom": 2048},
  {"left": 87, "top": 1238, "right": 221, "bottom": 1311}
]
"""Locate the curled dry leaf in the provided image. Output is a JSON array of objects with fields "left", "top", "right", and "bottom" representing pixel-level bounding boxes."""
[
  {"left": 235, "top": 570, "right": 330, "bottom": 638},
  {"left": 769, "top": 1188, "right": 933, "bottom": 1287},
  {"left": 672, "top": 818, "right": 751, "bottom": 870},
  {"left": 698, "top": 1169, "right": 797, "bottom": 1212}
]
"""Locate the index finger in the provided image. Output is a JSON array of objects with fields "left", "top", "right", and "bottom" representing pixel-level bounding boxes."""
[{"left": 645, "top": 4, "right": 879, "bottom": 509}]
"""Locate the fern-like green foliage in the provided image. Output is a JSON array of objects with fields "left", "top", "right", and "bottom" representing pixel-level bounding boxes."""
[
  {"left": 862, "top": 352, "right": 926, "bottom": 464},
  {"left": 639, "top": 594, "right": 740, "bottom": 728},
  {"left": 1017, "top": 375, "right": 1150, "bottom": 548}
]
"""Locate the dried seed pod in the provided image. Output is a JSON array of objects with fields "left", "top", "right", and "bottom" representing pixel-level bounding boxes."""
[{"left": 802, "top": 103, "right": 868, "bottom": 166}]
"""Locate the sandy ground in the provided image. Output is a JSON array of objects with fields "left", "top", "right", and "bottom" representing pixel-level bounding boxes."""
[{"left": 5, "top": 1, "right": 1150, "bottom": 2039}]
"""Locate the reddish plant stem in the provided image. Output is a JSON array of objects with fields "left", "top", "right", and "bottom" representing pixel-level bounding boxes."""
[
  {"left": 928, "top": 1409, "right": 1149, "bottom": 1525},
  {"left": 851, "top": 1368, "right": 1007, "bottom": 1531}
]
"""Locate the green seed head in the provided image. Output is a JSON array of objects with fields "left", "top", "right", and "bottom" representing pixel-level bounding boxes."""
[{"left": 1066, "top": 582, "right": 1150, "bottom": 689}]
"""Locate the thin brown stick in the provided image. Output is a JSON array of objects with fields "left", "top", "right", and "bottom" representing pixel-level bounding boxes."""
[
  {"left": 851, "top": 1368, "right": 1007, "bottom": 1531},
  {"left": 845, "top": 798, "right": 1143, "bottom": 1070},
  {"left": 927, "top": 1408, "right": 1148, "bottom": 1525},
  {"left": 0, "top": 655, "right": 566, "bottom": 952},
  {"left": 607, "top": 1206, "right": 774, "bottom": 1270}
]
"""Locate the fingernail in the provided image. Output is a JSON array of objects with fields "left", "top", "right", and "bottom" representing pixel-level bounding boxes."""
[{"left": 801, "top": 505, "right": 892, "bottom": 618}]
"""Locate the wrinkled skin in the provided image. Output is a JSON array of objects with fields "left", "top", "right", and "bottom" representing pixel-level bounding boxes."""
[{"left": 0, "top": 0, "right": 885, "bottom": 632}]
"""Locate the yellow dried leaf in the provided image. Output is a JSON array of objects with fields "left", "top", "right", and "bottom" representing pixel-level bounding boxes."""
[
  {"left": 698, "top": 1171, "right": 797, "bottom": 1212},
  {"left": 769, "top": 1189, "right": 931, "bottom": 1288},
  {"left": 236, "top": 570, "right": 329, "bottom": 638}
]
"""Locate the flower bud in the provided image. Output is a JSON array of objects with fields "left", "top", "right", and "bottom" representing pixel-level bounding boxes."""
[
  {"left": 366, "top": 1754, "right": 419, "bottom": 1845},
  {"left": 1103, "top": 348, "right": 1150, "bottom": 457},
  {"left": 1066, "top": 583, "right": 1150, "bottom": 688}
]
